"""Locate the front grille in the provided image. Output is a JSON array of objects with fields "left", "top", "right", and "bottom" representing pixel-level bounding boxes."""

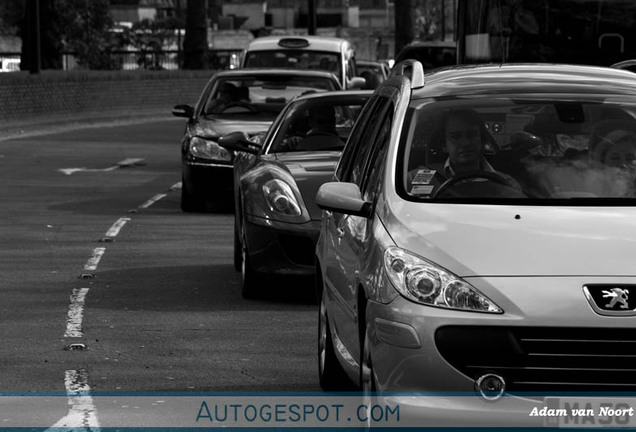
[{"left": 436, "top": 326, "right": 636, "bottom": 393}]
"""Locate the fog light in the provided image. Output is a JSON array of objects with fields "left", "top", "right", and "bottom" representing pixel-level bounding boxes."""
[{"left": 475, "top": 373, "right": 505, "bottom": 401}]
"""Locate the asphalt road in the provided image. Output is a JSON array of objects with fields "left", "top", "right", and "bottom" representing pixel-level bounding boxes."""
[{"left": 0, "top": 118, "right": 321, "bottom": 427}]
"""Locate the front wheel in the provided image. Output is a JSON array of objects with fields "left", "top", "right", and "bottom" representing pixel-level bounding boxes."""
[
  {"left": 360, "top": 327, "right": 378, "bottom": 429},
  {"left": 233, "top": 225, "right": 241, "bottom": 272},
  {"left": 318, "top": 291, "right": 349, "bottom": 390},
  {"left": 240, "top": 225, "right": 258, "bottom": 299}
]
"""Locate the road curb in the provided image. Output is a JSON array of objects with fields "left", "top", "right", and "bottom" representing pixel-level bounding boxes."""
[{"left": 0, "top": 112, "right": 179, "bottom": 142}]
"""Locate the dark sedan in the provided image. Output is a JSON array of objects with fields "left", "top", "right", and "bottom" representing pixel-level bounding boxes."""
[
  {"left": 219, "top": 90, "right": 372, "bottom": 298},
  {"left": 172, "top": 68, "right": 341, "bottom": 212}
]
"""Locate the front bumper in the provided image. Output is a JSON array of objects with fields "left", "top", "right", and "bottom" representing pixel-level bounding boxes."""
[
  {"left": 362, "top": 275, "right": 636, "bottom": 425},
  {"left": 244, "top": 214, "right": 320, "bottom": 276}
]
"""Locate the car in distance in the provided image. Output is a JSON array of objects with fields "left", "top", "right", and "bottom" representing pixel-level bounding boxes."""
[
  {"left": 0, "top": 58, "right": 20, "bottom": 72},
  {"left": 394, "top": 40, "right": 456, "bottom": 70},
  {"left": 315, "top": 60, "right": 636, "bottom": 425},
  {"left": 172, "top": 68, "right": 341, "bottom": 212},
  {"left": 241, "top": 36, "right": 366, "bottom": 90},
  {"left": 219, "top": 90, "right": 372, "bottom": 298}
]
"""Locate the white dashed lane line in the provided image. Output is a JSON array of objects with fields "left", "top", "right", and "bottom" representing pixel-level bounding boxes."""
[
  {"left": 139, "top": 193, "right": 167, "bottom": 209},
  {"left": 55, "top": 184, "right": 179, "bottom": 428},
  {"left": 64, "top": 288, "right": 89, "bottom": 338},
  {"left": 104, "top": 217, "right": 131, "bottom": 237},
  {"left": 46, "top": 369, "right": 100, "bottom": 430},
  {"left": 83, "top": 247, "right": 106, "bottom": 272}
]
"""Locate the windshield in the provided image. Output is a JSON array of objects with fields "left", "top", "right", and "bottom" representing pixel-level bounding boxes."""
[
  {"left": 401, "top": 96, "right": 636, "bottom": 203},
  {"left": 244, "top": 50, "right": 342, "bottom": 78},
  {"left": 459, "top": 0, "right": 636, "bottom": 66},
  {"left": 203, "top": 76, "right": 336, "bottom": 116},
  {"left": 268, "top": 98, "right": 366, "bottom": 153}
]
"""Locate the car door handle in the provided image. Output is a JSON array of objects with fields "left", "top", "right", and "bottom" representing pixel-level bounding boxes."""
[{"left": 336, "top": 227, "right": 345, "bottom": 237}]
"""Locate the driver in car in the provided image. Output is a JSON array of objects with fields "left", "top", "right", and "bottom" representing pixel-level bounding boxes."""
[
  {"left": 408, "top": 109, "right": 521, "bottom": 197},
  {"left": 278, "top": 104, "right": 341, "bottom": 151}
]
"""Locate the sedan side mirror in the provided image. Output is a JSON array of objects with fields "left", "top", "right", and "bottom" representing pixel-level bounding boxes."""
[
  {"left": 316, "top": 182, "right": 372, "bottom": 218},
  {"left": 172, "top": 104, "right": 194, "bottom": 118},
  {"left": 218, "top": 131, "right": 261, "bottom": 155}
]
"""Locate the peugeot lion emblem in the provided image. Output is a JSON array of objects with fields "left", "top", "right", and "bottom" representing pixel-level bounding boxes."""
[{"left": 583, "top": 285, "right": 636, "bottom": 316}]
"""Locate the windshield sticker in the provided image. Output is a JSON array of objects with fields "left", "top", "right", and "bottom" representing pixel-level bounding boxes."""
[
  {"left": 411, "top": 184, "right": 434, "bottom": 195},
  {"left": 412, "top": 169, "right": 436, "bottom": 185}
]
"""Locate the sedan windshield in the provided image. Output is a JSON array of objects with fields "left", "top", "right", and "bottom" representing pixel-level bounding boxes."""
[
  {"left": 401, "top": 96, "right": 636, "bottom": 203},
  {"left": 203, "top": 76, "right": 336, "bottom": 116}
]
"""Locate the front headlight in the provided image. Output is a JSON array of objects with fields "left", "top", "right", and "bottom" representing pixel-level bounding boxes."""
[
  {"left": 384, "top": 247, "right": 502, "bottom": 313},
  {"left": 189, "top": 137, "right": 232, "bottom": 161},
  {"left": 262, "top": 179, "right": 303, "bottom": 216}
]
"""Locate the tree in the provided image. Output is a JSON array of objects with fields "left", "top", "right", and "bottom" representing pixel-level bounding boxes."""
[
  {"left": 58, "top": 0, "right": 121, "bottom": 70},
  {"left": 123, "top": 17, "right": 180, "bottom": 70},
  {"left": 182, "top": 0, "right": 208, "bottom": 69},
  {"left": 21, "top": 0, "right": 64, "bottom": 70}
]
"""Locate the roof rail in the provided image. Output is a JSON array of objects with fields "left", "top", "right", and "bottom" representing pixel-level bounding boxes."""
[{"left": 389, "top": 59, "right": 425, "bottom": 89}]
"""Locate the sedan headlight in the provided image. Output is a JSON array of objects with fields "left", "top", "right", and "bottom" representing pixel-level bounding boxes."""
[
  {"left": 262, "top": 179, "right": 303, "bottom": 216},
  {"left": 189, "top": 137, "right": 231, "bottom": 161},
  {"left": 384, "top": 247, "right": 502, "bottom": 313}
]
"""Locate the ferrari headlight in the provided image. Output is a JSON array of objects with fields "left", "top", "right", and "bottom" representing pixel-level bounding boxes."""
[
  {"left": 384, "top": 247, "right": 502, "bottom": 313},
  {"left": 262, "top": 179, "right": 302, "bottom": 216},
  {"left": 189, "top": 137, "right": 231, "bottom": 161}
]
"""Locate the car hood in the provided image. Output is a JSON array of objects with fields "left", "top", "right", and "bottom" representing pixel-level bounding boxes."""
[
  {"left": 275, "top": 151, "right": 341, "bottom": 220},
  {"left": 192, "top": 117, "right": 273, "bottom": 138},
  {"left": 385, "top": 202, "right": 636, "bottom": 277}
]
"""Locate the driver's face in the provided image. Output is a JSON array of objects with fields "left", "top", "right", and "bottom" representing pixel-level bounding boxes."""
[{"left": 445, "top": 116, "right": 483, "bottom": 169}]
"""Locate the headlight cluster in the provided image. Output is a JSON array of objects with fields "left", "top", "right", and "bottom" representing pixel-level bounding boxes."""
[
  {"left": 262, "top": 179, "right": 303, "bottom": 216},
  {"left": 189, "top": 137, "right": 231, "bottom": 161},
  {"left": 384, "top": 246, "right": 502, "bottom": 313}
]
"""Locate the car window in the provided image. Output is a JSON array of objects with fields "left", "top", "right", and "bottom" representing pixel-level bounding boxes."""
[
  {"left": 268, "top": 98, "right": 367, "bottom": 153},
  {"left": 202, "top": 76, "right": 336, "bottom": 116},
  {"left": 362, "top": 109, "right": 394, "bottom": 202},
  {"left": 348, "top": 96, "right": 391, "bottom": 187},
  {"left": 244, "top": 50, "right": 342, "bottom": 78},
  {"left": 401, "top": 96, "right": 636, "bottom": 202},
  {"left": 336, "top": 95, "right": 388, "bottom": 182}
]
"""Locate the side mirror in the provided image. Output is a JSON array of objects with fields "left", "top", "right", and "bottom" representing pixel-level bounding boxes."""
[
  {"left": 347, "top": 76, "right": 367, "bottom": 90},
  {"left": 218, "top": 131, "right": 261, "bottom": 155},
  {"left": 172, "top": 104, "right": 194, "bottom": 118},
  {"left": 316, "top": 182, "right": 372, "bottom": 218}
]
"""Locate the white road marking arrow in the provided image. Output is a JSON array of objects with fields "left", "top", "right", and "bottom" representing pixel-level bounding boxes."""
[{"left": 59, "top": 158, "right": 145, "bottom": 175}]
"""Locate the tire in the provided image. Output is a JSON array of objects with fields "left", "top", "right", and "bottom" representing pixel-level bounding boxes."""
[
  {"left": 318, "top": 288, "right": 350, "bottom": 390},
  {"left": 233, "top": 224, "right": 242, "bottom": 272},
  {"left": 360, "top": 328, "right": 377, "bottom": 394},
  {"left": 180, "top": 178, "right": 202, "bottom": 212},
  {"left": 360, "top": 326, "right": 378, "bottom": 429},
  {"left": 240, "top": 225, "right": 258, "bottom": 299}
]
